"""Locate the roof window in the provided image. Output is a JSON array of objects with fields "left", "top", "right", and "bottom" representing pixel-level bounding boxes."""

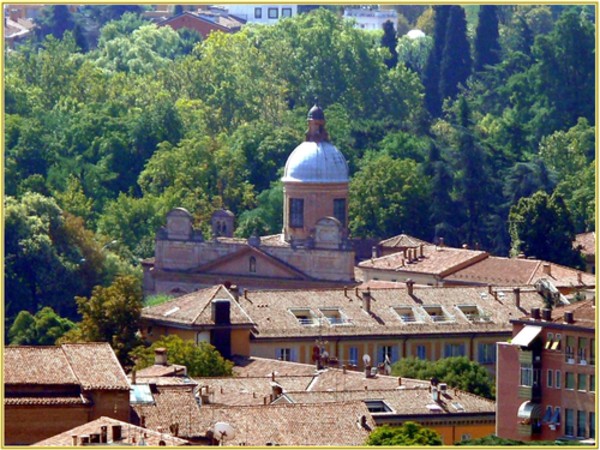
[
  {"left": 289, "top": 308, "right": 317, "bottom": 326},
  {"left": 319, "top": 308, "right": 352, "bottom": 325},
  {"left": 393, "top": 306, "right": 424, "bottom": 324},
  {"left": 456, "top": 305, "right": 491, "bottom": 323},
  {"left": 423, "top": 305, "right": 454, "bottom": 323}
]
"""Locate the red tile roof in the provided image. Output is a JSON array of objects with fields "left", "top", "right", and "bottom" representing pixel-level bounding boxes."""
[
  {"left": 574, "top": 231, "right": 595, "bottom": 257},
  {"left": 4, "top": 343, "right": 129, "bottom": 390},
  {"left": 446, "top": 256, "right": 594, "bottom": 288},
  {"left": 359, "top": 244, "right": 488, "bottom": 277},
  {"left": 379, "top": 234, "right": 431, "bottom": 249},
  {"left": 34, "top": 416, "right": 189, "bottom": 446}
]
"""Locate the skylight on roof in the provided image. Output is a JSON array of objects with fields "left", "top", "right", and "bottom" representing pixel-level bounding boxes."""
[
  {"left": 393, "top": 306, "right": 423, "bottom": 324},
  {"left": 130, "top": 384, "right": 155, "bottom": 404},
  {"left": 164, "top": 306, "right": 180, "bottom": 317},
  {"left": 423, "top": 305, "right": 454, "bottom": 323},
  {"left": 456, "top": 305, "right": 491, "bottom": 323},
  {"left": 319, "top": 308, "right": 352, "bottom": 325},
  {"left": 289, "top": 308, "right": 317, "bottom": 326}
]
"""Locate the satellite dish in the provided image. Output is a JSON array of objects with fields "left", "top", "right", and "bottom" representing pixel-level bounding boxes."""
[
  {"left": 214, "top": 422, "right": 235, "bottom": 442},
  {"left": 362, "top": 354, "right": 371, "bottom": 366}
]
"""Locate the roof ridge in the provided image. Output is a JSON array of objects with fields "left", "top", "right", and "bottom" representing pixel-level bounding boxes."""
[{"left": 191, "top": 285, "right": 225, "bottom": 324}]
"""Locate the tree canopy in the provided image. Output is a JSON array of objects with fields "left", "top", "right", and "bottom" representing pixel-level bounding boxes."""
[{"left": 366, "top": 422, "right": 443, "bottom": 446}]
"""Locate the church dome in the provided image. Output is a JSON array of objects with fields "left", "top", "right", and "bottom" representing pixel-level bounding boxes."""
[{"left": 282, "top": 141, "right": 349, "bottom": 183}]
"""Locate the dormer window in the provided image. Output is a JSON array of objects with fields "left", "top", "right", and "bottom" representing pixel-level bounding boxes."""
[
  {"left": 423, "top": 305, "right": 453, "bottom": 323},
  {"left": 457, "top": 305, "right": 490, "bottom": 323},
  {"left": 393, "top": 306, "right": 423, "bottom": 324},
  {"left": 365, "top": 399, "right": 393, "bottom": 413},
  {"left": 319, "top": 308, "right": 351, "bottom": 325},
  {"left": 289, "top": 308, "right": 317, "bottom": 326}
]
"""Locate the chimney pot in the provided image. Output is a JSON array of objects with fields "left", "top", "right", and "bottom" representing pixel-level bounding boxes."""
[
  {"left": 72, "top": 435, "right": 78, "bottom": 447},
  {"left": 154, "top": 348, "right": 168, "bottom": 366},
  {"left": 131, "top": 368, "right": 136, "bottom": 385},
  {"left": 577, "top": 272, "right": 583, "bottom": 285},
  {"left": 271, "top": 371, "right": 275, "bottom": 381},
  {"left": 542, "top": 308, "right": 552, "bottom": 321},
  {"left": 513, "top": 288, "right": 521, "bottom": 308},
  {"left": 398, "top": 377, "right": 402, "bottom": 386},
  {"left": 342, "top": 365, "right": 347, "bottom": 374},
  {"left": 362, "top": 289, "right": 371, "bottom": 313},
  {"left": 531, "top": 308, "right": 541, "bottom": 320},
  {"left": 488, "top": 285, "right": 493, "bottom": 295},
  {"left": 243, "top": 288, "right": 248, "bottom": 299},
  {"left": 372, "top": 246, "right": 378, "bottom": 259},
  {"left": 419, "top": 244, "right": 424, "bottom": 258},
  {"left": 406, "top": 279, "right": 414, "bottom": 296},
  {"left": 439, "top": 237, "right": 445, "bottom": 247},
  {"left": 543, "top": 263, "right": 552, "bottom": 276},
  {"left": 564, "top": 311, "right": 574, "bottom": 324}
]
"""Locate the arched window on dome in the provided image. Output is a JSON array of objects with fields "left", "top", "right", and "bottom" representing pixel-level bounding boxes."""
[{"left": 249, "top": 256, "right": 257, "bottom": 273}]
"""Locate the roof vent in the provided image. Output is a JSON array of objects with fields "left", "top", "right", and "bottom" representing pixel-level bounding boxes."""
[{"left": 564, "top": 311, "right": 574, "bottom": 324}]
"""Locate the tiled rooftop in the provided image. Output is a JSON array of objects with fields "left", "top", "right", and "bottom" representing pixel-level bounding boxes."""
[
  {"left": 230, "top": 285, "right": 544, "bottom": 338},
  {"left": 359, "top": 244, "right": 488, "bottom": 276},
  {"left": 231, "top": 356, "right": 320, "bottom": 377},
  {"left": 549, "top": 299, "right": 595, "bottom": 328},
  {"left": 446, "top": 256, "right": 594, "bottom": 288},
  {"left": 142, "top": 285, "right": 254, "bottom": 327},
  {"left": 379, "top": 233, "right": 431, "bottom": 249},
  {"left": 4, "top": 396, "right": 90, "bottom": 406},
  {"left": 4, "top": 343, "right": 129, "bottom": 390},
  {"left": 34, "top": 416, "right": 189, "bottom": 446},
  {"left": 574, "top": 231, "right": 595, "bottom": 257}
]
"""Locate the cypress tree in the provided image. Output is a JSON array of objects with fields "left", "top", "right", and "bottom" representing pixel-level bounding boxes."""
[
  {"left": 422, "top": 5, "right": 450, "bottom": 117},
  {"left": 474, "top": 6, "right": 501, "bottom": 71},
  {"left": 439, "top": 6, "right": 472, "bottom": 102},
  {"left": 381, "top": 20, "right": 398, "bottom": 69}
]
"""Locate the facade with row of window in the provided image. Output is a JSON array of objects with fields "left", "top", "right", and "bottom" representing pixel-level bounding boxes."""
[
  {"left": 496, "top": 300, "right": 595, "bottom": 443},
  {"left": 223, "top": 4, "right": 297, "bottom": 24}
]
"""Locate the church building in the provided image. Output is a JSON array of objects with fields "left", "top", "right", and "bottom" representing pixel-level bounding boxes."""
[{"left": 142, "top": 104, "right": 357, "bottom": 295}]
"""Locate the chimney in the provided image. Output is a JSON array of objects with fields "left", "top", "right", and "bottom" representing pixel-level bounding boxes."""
[
  {"left": 154, "top": 348, "right": 168, "bottom": 366},
  {"left": 355, "top": 286, "right": 359, "bottom": 296},
  {"left": 112, "top": 426, "right": 122, "bottom": 442},
  {"left": 543, "top": 263, "right": 552, "bottom": 276},
  {"left": 264, "top": 396, "right": 269, "bottom": 405},
  {"left": 488, "top": 285, "right": 493, "bottom": 295},
  {"left": 212, "top": 299, "right": 231, "bottom": 324},
  {"left": 372, "top": 246, "right": 378, "bottom": 259},
  {"left": 344, "top": 286, "right": 348, "bottom": 297},
  {"left": 362, "top": 288, "right": 371, "bottom": 313},
  {"left": 229, "top": 285, "right": 240, "bottom": 301},
  {"left": 71, "top": 435, "right": 78, "bottom": 447},
  {"left": 564, "top": 311, "right": 574, "bottom": 324},
  {"left": 513, "top": 288, "right": 521, "bottom": 308},
  {"left": 438, "top": 237, "right": 445, "bottom": 248},
  {"left": 403, "top": 249, "right": 408, "bottom": 259},
  {"left": 577, "top": 272, "right": 583, "bottom": 285},
  {"left": 211, "top": 299, "right": 232, "bottom": 358},
  {"left": 140, "top": 415, "right": 146, "bottom": 428},
  {"left": 271, "top": 371, "right": 276, "bottom": 382},
  {"left": 131, "top": 368, "right": 136, "bottom": 385},
  {"left": 419, "top": 244, "right": 424, "bottom": 258},
  {"left": 100, "top": 426, "right": 108, "bottom": 444},
  {"left": 406, "top": 279, "right": 414, "bottom": 296},
  {"left": 243, "top": 288, "right": 248, "bottom": 300},
  {"left": 542, "top": 308, "right": 552, "bottom": 321},
  {"left": 531, "top": 308, "right": 541, "bottom": 320},
  {"left": 398, "top": 377, "right": 402, "bottom": 386}
]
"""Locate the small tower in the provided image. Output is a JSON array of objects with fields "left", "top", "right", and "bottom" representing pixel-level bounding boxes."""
[
  {"left": 281, "top": 103, "right": 349, "bottom": 243},
  {"left": 211, "top": 209, "right": 235, "bottom": 238}
]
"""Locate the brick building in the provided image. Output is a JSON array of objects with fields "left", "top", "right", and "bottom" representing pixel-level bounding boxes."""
[
  {"left": 4, "top": 343, "right": 130, "bottom": 445},
  {"left": 142, "top": 104, "right": 356, "bottom": 295},
  {"left": 496, "top": 300, "right": 595, "bottom": 443}
]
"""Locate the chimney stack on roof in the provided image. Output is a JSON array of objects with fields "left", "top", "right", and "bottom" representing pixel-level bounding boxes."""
[
  {"left": 513, "top": 287, "right": 521, "bottom": 309},
  {"left": 542, "top": 308, "right": 552, "bottom": 321},
  {"left": 419, "top": 244, "right": 424, "bottom": 258},
  {"left": 564, "top": 311, "right": 574, "bottom": 324},
  {"left": 531, "top": 308, "right": 541, "bottom": 320},
  {"left": 577, "top": 272, "right": 583, "bottom": 285},
  {"left": 362, "top": 288, "right": 372, "bottom": 313},
  {"left": 154, "top": 348, "right": 168, "bottom": 366},
  {"left": 543, "top": 263, "right": 552, "bottom": 276},
  {"left": 406, "top": 278, "right": 415, "bottom": 296},
  {"left": 372, "top": 246, "right": 379, "bottom": 259},
  {"left": 229, "top": 285, "right": 240, "bottom": 301},
  {"left": 71, "top": 435, "right": 78, "bottom": 447}
]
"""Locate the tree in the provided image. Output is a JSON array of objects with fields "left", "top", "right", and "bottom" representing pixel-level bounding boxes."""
[
  {"left": 366, "top": 422, "right": 443, "bottom": 446},
  {"left": 509, "top": 191, "right": 584, "bottom": 268},
  {"left": 392, "top": 356, "right": 495, "bottom": 399},
  {"left": 35, "top": 5, "right": 76, "bottom": 41},
  {"left": 381, "top": 20, "right": 398, "bottom": 69},
  {"left": 130, "top": 335, "right": 233, "bottom": 377},
  {"left": 423, "top": 5, "right": 450, "bottom": 117},
  {"left": 396, "top": 33, "right": 433, "bottom": 75},
  {"left": 439, "top": 6, "right": 472, "bottom": 103},
  {"left": 9, "top": 307, "right": 75, "bottom": 346},
  {"left": 61, "top": 275, "right": 143, "bottom": 367},
  {"left": 349, "top": 154, "right": 430, "bottom": 239},
  {"left": 474, "top": 6, "right": 501, "bottom": 71}
]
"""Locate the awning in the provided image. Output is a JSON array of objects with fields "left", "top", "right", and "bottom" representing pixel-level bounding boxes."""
[
  {"left": 511, "top": 325, "right": 543, "bottom": 347},
  {"left": 517, "top": 401, "right": 542, "bottom": 420}
]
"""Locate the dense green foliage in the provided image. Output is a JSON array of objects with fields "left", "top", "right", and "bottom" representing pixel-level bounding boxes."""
[
  {"left": 8, "top": 307, "right": 75, "bottom": 345},
  {"left": 6, "top": 6, "right": 595, "bottom": 347},
  {"left": 366, "top": 422, "right": 443, "bottom": 446},
  {"left": 456, "top": 435, "right": 587, "bottom": 446},
  {"left": 131, "top": 335, "right": 234, "bottom": 377},
  {"left": 392, "top": 356, "right": 495, "bottom": 399}
]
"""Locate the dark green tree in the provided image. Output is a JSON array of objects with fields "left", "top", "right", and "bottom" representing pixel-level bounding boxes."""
[
  {"left": 60, "top": 275, "right": 143, "bottom": 367},
  {"left": 9, "top": 307, "right": 75, "bottom": 346},
  {"left": 392, "top": 356, "right": 495, "bottom": 399},
  {"left": 130, "top": 335, "right": 233, "bottom": 377},
  {"left": 474, "top": 6, "right": 501, "bottom": 71},
  {"left": 35, "top": 5, "right": 75, "bottom": 40},
  {"left": 439, "top": 6, "right": 472, "bottom": 102},
  {"left": 366, "top": 422, "right": 443, "bottom": 446},
  {"left": 423, "top": 5, "right": 450, "bottom": 117},
  {"left": 381, "top": 20, "right": 398, "bottom": 69},
  {"left": 509, "top": 191, "right": 584, "bottom": 268}
]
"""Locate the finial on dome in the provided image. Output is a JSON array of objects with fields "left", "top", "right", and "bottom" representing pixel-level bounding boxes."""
[
  {"left": 306, "top": 101, "right": 328, "bottom": 142},
  {"left": 307, "top": 98, "right": 325, "bottom": 122}
]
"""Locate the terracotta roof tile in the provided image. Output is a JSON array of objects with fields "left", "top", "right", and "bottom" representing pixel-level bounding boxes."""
[
  {"left": 4, "top": 346, "right": 78, "bottom": 385},
  {"left": 4, "top": 396, "right": 89, "bottom": 406},
  {"left": 62, "top": 343, "right": 130, "bottom": 390},
  {"left": 359, "top": 245, "right": 488, "bottom": 276},
  {"left": 379, "top": 234, "right": 431, "bottom": 249},
  {"left": 4, "top": 343, "right": 129, "bottom": 390},
  {"left": 231, "top": 356, "right": 320, "bottom": 377},
  {"left": 549, "top": 300, "right": 596, "bottom": 327},
  {"left": 142, "top": 285, "right": 254, "bottom": 327},
  {"left": 135, "top": 363, "right": 187, "bottom": 378},
  {"left": 446, "top": 256, "right": 594, "bottom": 288},
  {"left": 574, "top": 232, "right": 595, "bottom": 256},
  {"left": 34, "top": 416, "right": 189, "bottom": 446}
]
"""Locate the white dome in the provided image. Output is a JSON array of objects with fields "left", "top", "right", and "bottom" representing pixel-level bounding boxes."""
[
  {"left": 282, "top": 141, "right": 349, "bottom": 183},
  {"left": 406, "top": 29, "right": 426, "bottom": 39}
]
